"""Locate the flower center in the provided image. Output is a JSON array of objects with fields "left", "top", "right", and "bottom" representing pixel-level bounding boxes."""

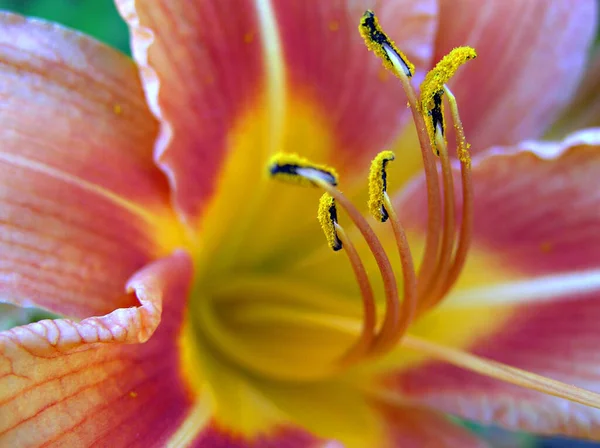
[
  {"left": 182, "top": 12, "right": 600, "bottom": 414},
  {"left": 266, "top": 31, "right": 476, "bottom": 373},
  {"left": 189, "top": 10, "right": 477, "bottom": 383}
]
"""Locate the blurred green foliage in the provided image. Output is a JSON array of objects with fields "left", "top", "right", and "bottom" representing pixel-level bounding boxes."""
[{"left": 0, "top": 0, "right": 129, "bottom": 53}]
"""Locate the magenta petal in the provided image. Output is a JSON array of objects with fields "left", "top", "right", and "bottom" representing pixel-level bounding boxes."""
[
  {"left": 386, "top": 288, "right": 600, "bottom": 439},
  {"left": 0, "top": 13, "right": 181, "bottom": 318},
  {"left": 0, "top": 251, "right": 201, "bottom": 446},
  {"left": 435, "top": 0, "right": 597, "bottom": 153},
  {"left": 116, "top": 0, "right": 438, "bottom": 224},
  {"left": 397, "top": 129, "right": 600, "bottom": 282}
]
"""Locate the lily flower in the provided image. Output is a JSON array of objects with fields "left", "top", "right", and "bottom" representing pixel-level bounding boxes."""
[{"left": 1, "top": 0, "right": 599, "bottom": 446}]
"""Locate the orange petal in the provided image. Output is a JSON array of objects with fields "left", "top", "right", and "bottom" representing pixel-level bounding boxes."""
[
  {"left": 270, "top": 0, "right": 437, "bottom": 175},
  {"left": 435, "top": 0, "right": 597, "bottom": 153},
  {"left": 0, "top": 13, "right": 182, "bottom": 318},
  {"left": 396, "top": 128, "right": 600, "bottom": 302},
  {"left": 384, "top": 131, "right": 600, "bottom": 438},
  {"left": 115, "top": 0, "right": 438, "bottom": 224},
  {"left": 385, "top": 289, "right": 600, "bottom": 439},
  {"left": 0, "top": 252, "right": 203, "bottom": 446}
]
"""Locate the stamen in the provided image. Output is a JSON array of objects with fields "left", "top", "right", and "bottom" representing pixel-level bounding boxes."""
[
  {"left": 270, "top": 154, "right": 400, "bottom": 363},
  {"left": 359, "top": 10, "right": 443, "bottom": 302},
  {"left": 418, "top": 128, "right": 457, "bottom": 311},
  {"left": 307, "top": 175, "right": 401, "bottom": 359},
  {"left": 420, "top": 47, "right": 477, "bottom": 155},
  {"left": 378, "top": 192, "right": 417, "bottom": 350},
  {"left": 402, "top": 334, "right": 600, "bottom": 410},
  {"left": 317, "top": 193, "right": 343, "bottom": 251},
  {"left": 434, "top": 85, "right": 474, "bottom": 302},
  {"left": 368, "top": 150, "right": 395, "bottom": 222},
  {"left": 367, "top": 151, "right": 417, "bottom": 352},
  {"left": 359, "top": 10, "right": 414, "bottom": 78},
  {"left": 268, "top": 153, "right": 338, "bottom": 187},
  {"left": 334, "top": 223, "right": 377, "bottom": 362}
]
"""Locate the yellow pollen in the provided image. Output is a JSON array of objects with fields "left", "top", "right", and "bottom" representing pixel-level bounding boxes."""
[
  {"left": 358, "top": 10, "right": 415, "bottom": 78},
  {"left": 317, "top": 193, "right": 342, "bottom": 251},
  {"left": 420, "top": 47, "right": 477, "bottom": 155},
  {"left": 268, "top": 152, "right": 338, "bottom": 187},
  {"left": 113, "top": 103, "right": 122, "bottom": 115},
  {"left": 368, "top": 150, "right": 395, "bottom": 222}
]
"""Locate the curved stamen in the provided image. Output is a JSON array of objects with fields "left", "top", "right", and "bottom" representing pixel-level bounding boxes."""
[
  {"left": 269, "top": 153, "right": 401, "bottom": 362},
  {"left": 415, "top": 48, "right": 477, "bottom": 312},
  {"left": 418, "top": 127, "right": 457, "bottom": 311},
  {"left": 367, "top": 151, "right": 418, "bottom": 352},
  {"left": 316, "top": 193, "right": 377, "bottom": 360},
  {"left": 308, "top": 176, "right": 400, "bottom": 355},
  {"left": 359, "top": 10, "right": 443, "bottom": 306},
  {"left": 379, "top": 192, "right": 417, "bottom": 348},
  {"left": 401, "top": 334, "right": 600, "bottom": 410},
  {"left": 429, "top": 86, "right": 474, "bottom": 307},
  {"left": 334, "top": 223, "right": 377, "bottom": 362}
]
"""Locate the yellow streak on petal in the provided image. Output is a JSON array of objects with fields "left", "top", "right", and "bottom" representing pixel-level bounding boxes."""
[
  {"left": 165, "top": 400, "right": 212, "bottom": 448},
  {"left": 0, "top": 152, "right": 157, "bottom": 225},
  {"left": 0, "top": 151, "right": 187, "bottom": 255},
  {"left": 194, "top": 95, "right": 336, "bottom": 277},
  {"left": 256, "top": 0, "right": 286, "bottom": 157},
  {"left": 179, "top": 317, "right": 206, "bottom": 399},
  {"left": 402, "top": 334, "right": 600, "bottom": 410}
]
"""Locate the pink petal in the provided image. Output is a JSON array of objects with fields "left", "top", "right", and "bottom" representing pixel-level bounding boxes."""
[
  {"left": 377, "top": 402, "right": 489, "bottom": 448},
  {"left": 397, "top": 128, "right": 600, "bottom": 297},
  {"left": 0, "top": 252, "right": 203, "bottom": 446},
  {"left": 115, "top": 0, "right": 438, "bottom": 224},
  {"left": 384, "top": 130, "right": 600, "bottom": 438},
  {"left": 384, "top": 289, "right": 600, "bottom": 439},
  {"left": 0, "top": 13, "right": 181, "bottom": 317},
  {"left": 551, "top": 48, "right": 600, "bottom": 135},
  {"left": 435, "top": 0, "right": 597, "bottom": 153},
  {"left": 190, "top": 424, "right": 324, "bottom": 447},
  {"left": 270, "top": 0, "right": 437, "bottom": 175}
]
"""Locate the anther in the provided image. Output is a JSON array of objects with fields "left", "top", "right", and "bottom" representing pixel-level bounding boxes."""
[
  {"left": 269, "top": 153, "right": 338, "bottom": 187},
  {"left": 359, "top": 10, "right": 414, "bottom": 78},
  {"left": 368, "top": 150, "right": 395, "bottom": 222},
  {"left": 364, "top": 151, "right": 418, "bottom": 352},
  {"left": 360, "top": 11, "right": 442, "bottom": 301},
  {"left": 420, "top": 47, "right": 477, "bottom": 155},
  {"left": 317, "top": 194, "right": 343, "bottom": 251},
  {"left": 269, "top": 152, "right": 400, "bottom": 363}
]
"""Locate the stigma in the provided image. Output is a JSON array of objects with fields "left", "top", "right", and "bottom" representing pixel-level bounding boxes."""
[{"left": 267, "top": 11, "right": 475, "bottom": 364}]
